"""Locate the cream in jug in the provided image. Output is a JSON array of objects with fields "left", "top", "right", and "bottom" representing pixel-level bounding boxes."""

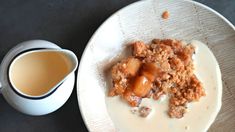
[{"left": 9, "top": 50, "right": 74, "bottom": 96}]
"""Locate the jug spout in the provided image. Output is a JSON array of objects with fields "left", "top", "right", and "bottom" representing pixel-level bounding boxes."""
[
  {"left": 57, "top": 49, "right": 78, "bottom": 75},
  {"left": 45, "top": 49, "right": 78, "bottom": 94}
]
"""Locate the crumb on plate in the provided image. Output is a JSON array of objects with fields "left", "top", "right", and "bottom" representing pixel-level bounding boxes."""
[
  {"left": 162, "top": 10, "right": 169, "bottom": 19},
  {"left": 139, "top": 106, "right": 152, "bottom": 117}
]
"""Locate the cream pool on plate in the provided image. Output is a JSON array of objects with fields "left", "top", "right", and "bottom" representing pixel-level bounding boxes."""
[{"left": 105, "top": 40, "right": 222, "bottom": 132}]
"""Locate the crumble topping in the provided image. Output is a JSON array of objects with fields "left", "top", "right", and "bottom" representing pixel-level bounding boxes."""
[{"left": 108, "top": 39, "right": 205, "bottom": 118}]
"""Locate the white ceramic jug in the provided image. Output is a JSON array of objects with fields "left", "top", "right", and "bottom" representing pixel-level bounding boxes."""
[{"left": 0, "top": 40, "right": 78, "bottom": 115}]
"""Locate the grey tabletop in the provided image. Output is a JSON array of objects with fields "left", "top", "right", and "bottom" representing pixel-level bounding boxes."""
[{"left": 0, "top": 0, "right": 234, "bottom": 132}]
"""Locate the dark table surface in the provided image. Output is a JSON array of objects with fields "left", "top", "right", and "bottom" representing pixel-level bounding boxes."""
[{"left": 0, "top": 0, "right": 234, "bottom": 132}]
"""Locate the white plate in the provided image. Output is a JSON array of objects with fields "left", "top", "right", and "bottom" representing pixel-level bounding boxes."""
[{"left": 77, "top": 0, "right": 235, "bottom": 131}]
